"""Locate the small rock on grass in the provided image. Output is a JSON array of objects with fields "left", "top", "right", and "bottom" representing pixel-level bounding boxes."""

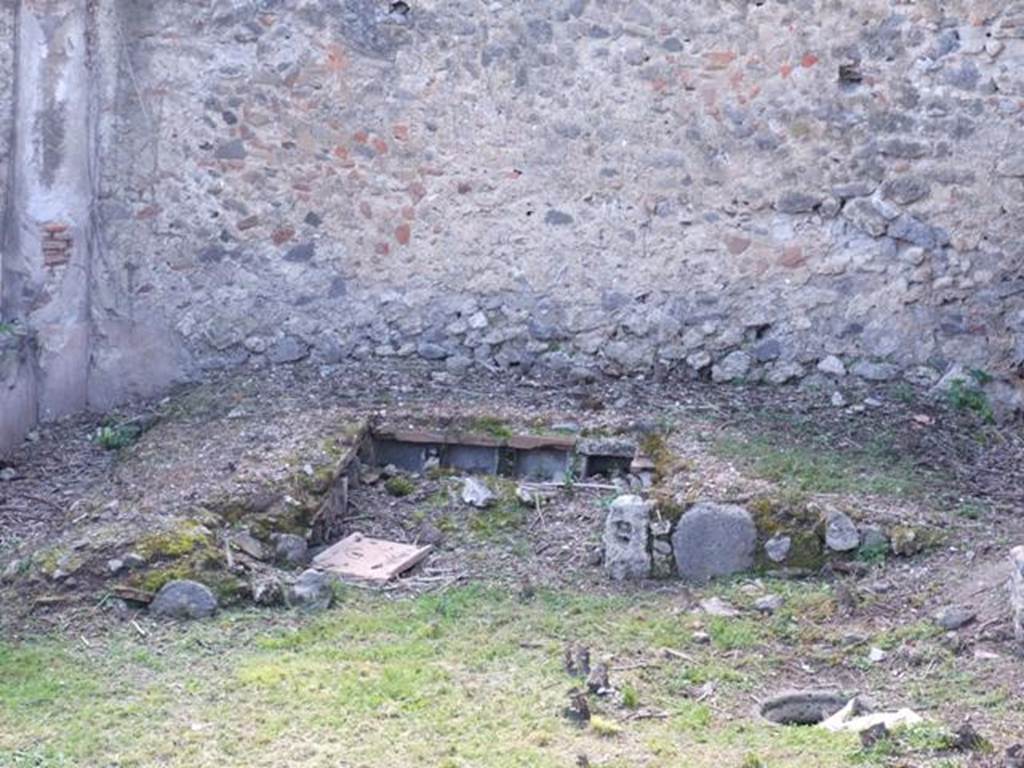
[
  {"left": 868, "top": 647, "right": 887, "bottom": 663},
  {"left": 699, "top": 596, "right": 740, "bottom": 617},
  {"left": 934, "top": 605, "right": 976, "bottom": 631},
  {"left": 860, "top": 723, "right": 889, "bottom": 748},
  {"left": 461, "top": 476, "right": 496, "bottom": 508},
  {"left": 150, "top": 580, "right": 218, "bottom": 620},
  {"left": 754, "top": 594, "right": 783, "bottom": 615}
]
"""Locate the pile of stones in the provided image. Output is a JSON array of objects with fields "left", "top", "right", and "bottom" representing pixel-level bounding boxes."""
[{"left": 601, "top": 495, "right": 897, "bottom": 582}]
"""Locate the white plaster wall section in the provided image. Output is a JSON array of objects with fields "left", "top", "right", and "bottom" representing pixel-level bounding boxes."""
[{"left": 6, "top": 0, "right": 95, "bottom": 419}]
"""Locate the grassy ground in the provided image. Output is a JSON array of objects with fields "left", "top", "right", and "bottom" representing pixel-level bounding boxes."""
[{"left": 0, "top": 585, "right": 982, "bottom": 768}]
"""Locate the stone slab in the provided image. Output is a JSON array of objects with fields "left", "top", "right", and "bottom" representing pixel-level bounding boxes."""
[{"left": 313, "top": 533, "right": 432, "bottom": 583}]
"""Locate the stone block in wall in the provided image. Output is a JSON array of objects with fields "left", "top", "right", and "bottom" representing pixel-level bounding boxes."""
[{"left": 602, "top": 495, "right": 652, "bottom": 581}]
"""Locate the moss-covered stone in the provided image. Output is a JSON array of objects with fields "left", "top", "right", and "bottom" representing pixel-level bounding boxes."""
[
  {"left": 130, "top": 565, "right": 246, "bottom": 604},
  {"left": 749, "top": 495, "right": 825, "bottom": 572},
  {"left": 889, "top": 525, "right": 943, "bottom": 557},
  {"left": 639, "top": 432, "right": 687, "bottom": 483},
  {"left": 136, "top": 520, "right": 213, "bottom": 561},
  {"left": 34, "top": 548, "right": 86, "bottom": 579}
]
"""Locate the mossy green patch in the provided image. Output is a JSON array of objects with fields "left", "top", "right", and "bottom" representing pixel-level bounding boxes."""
[
  {"left": 464, "top": 415, "right": 514, "bottom": 439},
  {"left": 136, "top": 520, "right": 213, "bottom": 561},
  {"left": 385, "top": 475, "right": 416, "bottom": 497},
  {"left": 749, "top": 495, "right": 824, "bottom": 571},
  {"left": 714, "top": 433, "right": 927, "bottom": 498}
]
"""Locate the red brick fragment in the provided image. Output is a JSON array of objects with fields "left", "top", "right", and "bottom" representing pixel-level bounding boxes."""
[
  {"left": 725, "top": 235, "right": 751, "bottom": 255},
  {"left": 780, "top": 245, "right": 806, "bottom": 268},
  {"left": 272, "top": 227, "right": 295, "bottom": 246},
  {"left": 704, "top": 51, "right": 736, "bottom": 69},
  {"left": 395, "top": 223, "right": 411, "bottom": 246}
]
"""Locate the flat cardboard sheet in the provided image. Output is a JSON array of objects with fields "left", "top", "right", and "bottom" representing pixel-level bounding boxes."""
[{"left": 313, "top": 532, "right": 432, "bottom": 582}]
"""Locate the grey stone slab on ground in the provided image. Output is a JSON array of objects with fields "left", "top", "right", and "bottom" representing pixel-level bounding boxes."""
[
  {"left": 602, "top": 495, "right": 652, "bottom": 581},
  {"left": 149, "top": 580, "right": 218, "bottom": 620},
  {"left": 672, "top": 502, "right": 757, "bottom": 581}
]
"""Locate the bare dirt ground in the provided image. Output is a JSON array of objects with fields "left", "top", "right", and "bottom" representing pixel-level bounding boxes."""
[{"left": 2, "top": 360, "right": 1024, "bottom": 765}]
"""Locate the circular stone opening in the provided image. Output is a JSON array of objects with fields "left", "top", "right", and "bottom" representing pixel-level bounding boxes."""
[{"left": 759, "top": 689, "right": 850, "bottom": 726}]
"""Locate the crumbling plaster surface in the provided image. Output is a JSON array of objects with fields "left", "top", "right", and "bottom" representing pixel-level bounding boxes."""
[{"left": 3, "top": 0, "right": 1024, "bottom": 451}]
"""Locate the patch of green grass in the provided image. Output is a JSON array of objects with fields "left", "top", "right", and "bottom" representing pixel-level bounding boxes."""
[
  {"left": 589, "top": 715, "right": 622, "bottom": 737},
  {"left": 92, "top": 422, "right": 143, "bottom": 451},
  {"left": 858, "top": 538, "right": 888, "bottom": 566},
  {"left": 714, "top": 434, "right": 926, "bottom": 498},
  {"left": 705, "top": 617, "right": 762, "bottom": 651},
  {"left": 384, "top": 475, "right": 416, "bottom": 497},
  {"left": 0, "top": 588, "right": 922, "bottom": 768},
  {"left": 954, "top": 499, "right": 989, "bottom": 520},
  {"left": 468, "top": 479, "right": 525, "bottom": 538},
  {"left": 466, "top": 416, "right": 514, "bottom": 439},
  {"left": 947, "top": 372, "right": 994, "bottom": 423},
  {"left": 621, "top": 685, "right": 640, "bottom": 710}
]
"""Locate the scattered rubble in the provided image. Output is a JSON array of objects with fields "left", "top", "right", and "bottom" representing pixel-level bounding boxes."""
[{"left": 820, "top": 699, "right": 922, "bottom": 735}]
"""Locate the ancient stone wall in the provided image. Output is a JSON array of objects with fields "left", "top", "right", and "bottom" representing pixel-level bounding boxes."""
[
  {"left": 2, "top": 0, "right": 1024, "bottom": 450},
  {"left": 99, "top": 0, "right": 1023, "bottom": 382}
]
